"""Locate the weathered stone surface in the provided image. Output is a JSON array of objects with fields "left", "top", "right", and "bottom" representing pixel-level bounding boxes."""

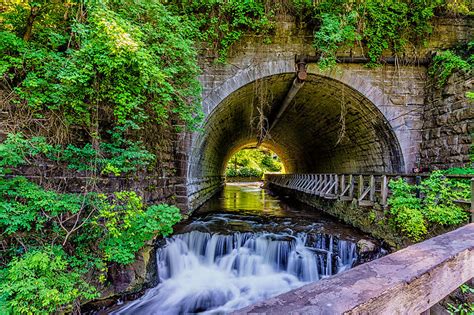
[
  {"left": 234, "top": 224, "right": 474, "bottom": 315},
  {"left": 356, "top": 239, "right": 377, "bottom": 253},
  {"left": 420, "top": 71, "right": 473, "bottom": 170},
  {"left": 187, "top": 16, "right": 472, "bottom": 210}
]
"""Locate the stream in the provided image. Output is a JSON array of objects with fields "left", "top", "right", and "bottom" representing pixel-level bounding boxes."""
[{"left": 112, "top": 182, "right": 387, "bottom": 314}]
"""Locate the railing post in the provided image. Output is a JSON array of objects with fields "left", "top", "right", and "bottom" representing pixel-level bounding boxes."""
[
  {"left": 340, "top": 174, "right": 345, "bottom": 198},
  {"left": 349, "top": 174, "right": 354, "bottom": 199},
  {"left": 358, "top": 175, "right": 364, "bottom": 201},
  {"left": 369, "top": 175, "right": 375, "bottom": 202},
  {"left": 381, "top": 175, "right": 388, "bottom": 206},
  {"left": 415, "top": 175, "right": 421, "bottom": 198}
]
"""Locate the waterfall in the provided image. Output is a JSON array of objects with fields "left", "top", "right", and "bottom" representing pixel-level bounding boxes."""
[{"left": 115, "top": 231, "right": 359, "bottom": 314}]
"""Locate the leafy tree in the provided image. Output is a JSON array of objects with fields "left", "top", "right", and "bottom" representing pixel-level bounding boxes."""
[
  {"left": 225, "top": 148, "right": 283, "bottom": 178},
  {"left": 1, "top": 0, "right": 202, "bottom": 132}
]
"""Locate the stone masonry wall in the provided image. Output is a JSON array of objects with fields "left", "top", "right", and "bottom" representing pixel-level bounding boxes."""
[
  {"left": 187, "top": 16, "right": 472, "bottom": 211},
  {"left": 420, "top": 71, "right": 473, "bottom": 170},
  {"left": 0, "top": 118, "right": 191, "bottom": 212}
]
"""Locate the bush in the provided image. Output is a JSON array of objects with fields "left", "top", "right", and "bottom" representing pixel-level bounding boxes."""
[
  {"left": 238, "top": 167, "right": 263, "bottom": 178},
  {"left": 388, "top": 171, "right": 470, "bottom": 241},
  {"left": 0, "top": 248, "right": 97, "bottom": 314},
  {"left": 0, "top": 174, "right": 182, "bottom": 311},
  {"left": 388, "top": 178, "right": 426, "bottom": 241},
  {"left": 94, "top": 192, "right": 181, "bottom": 264}
]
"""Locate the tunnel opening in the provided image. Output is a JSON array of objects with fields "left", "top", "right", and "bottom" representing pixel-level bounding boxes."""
[
  {"left": 224, "top": 147, "right": 285, "bottom": 180},
  {"left": 188, "top": 72, "right": 405, "bottom": 210}
]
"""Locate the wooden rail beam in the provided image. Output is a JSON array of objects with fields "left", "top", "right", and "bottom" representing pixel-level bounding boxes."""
[{"left": 234, "top": 224, "right": 474, "bottom": 315}]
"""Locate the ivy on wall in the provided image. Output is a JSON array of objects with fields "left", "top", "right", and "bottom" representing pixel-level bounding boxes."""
[
  {"left": 428, "top": 41, "right": 473, "bottom": 87},
  {"left": 0, "top": 0, "right": 473, "bottom": 312}
]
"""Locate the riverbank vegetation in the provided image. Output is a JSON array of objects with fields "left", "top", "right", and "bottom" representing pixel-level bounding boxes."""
[
  {"left": 225, "top": 148, "right": 283, "bottom": 179},
  {"left": 1, "top": 1, "right": 193, "bottom": 312},
  {"left": 0, "top": 0, "right": 473, "bottom": 313},
  {"left": 0, "top": 133, "right": 181, "bottom": 313},
  {"left": 387, "top": 170, "right": 471, "bottom": 241}
]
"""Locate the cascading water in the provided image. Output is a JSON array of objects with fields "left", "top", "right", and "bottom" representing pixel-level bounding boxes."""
[{"left": 112, "top": 184, "right": 384, "bottom": 314}]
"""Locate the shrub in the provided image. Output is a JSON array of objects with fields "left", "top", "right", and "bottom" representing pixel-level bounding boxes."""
[
  {"left": 388, "top": 171, "right": 470, "bottom": 241},
  {"left": 0, "top": 248, "right": 97, "bottom": 314}
]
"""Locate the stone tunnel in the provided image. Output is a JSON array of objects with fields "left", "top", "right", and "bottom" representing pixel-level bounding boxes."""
[
  {"left": 184, "top": 17, "right": 472, "bottom": 211},
  {"left": 186, "top": 61, "right": 421, "bottom": 210}
]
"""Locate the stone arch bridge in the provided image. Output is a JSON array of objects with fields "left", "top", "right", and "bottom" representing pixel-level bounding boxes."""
[{"left": 182, "top": 17, "right": 472, "bottom": 211}]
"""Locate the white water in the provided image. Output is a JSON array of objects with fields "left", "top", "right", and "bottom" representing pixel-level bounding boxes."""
[{"left": 114, "top": 230, "right": 357, "bottom": 314}]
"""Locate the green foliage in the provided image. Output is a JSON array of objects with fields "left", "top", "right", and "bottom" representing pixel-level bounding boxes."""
[
  {"left": 447, "top": 302, "right": 474, "bottom": 315},
  {"left": 444, "top": 0, "right": 473, "bottom": 15},
  {"left": 0, "top": 132, "right": 155, "bottom": 175},
  {"left": 309, "top": 0, "right": 446, "bottom": 67},
  {"left": 1, "top": 0, "right": 203, "bottom": 132},
  {"left": 0, "top": 176, "right": 84, "bottom": 236},
  {"left": 447, "top": 283, "right": 474, "bottom": 314},
  {"left": 313, "top": 11, "right": 359, "bottom": 69},
  {"left": 388, "top": 178, "right": 426, "bottom": 241},
  {"left": 0, "top": 174, "right": 182, "bottom": 311},
  {"left": 0, "top": 248, "right": 97, "bottom": 314},
  {"left": 169, "top": 0, "right": 273, "bottom": 62},
  {"left": 93, "top": 192, "right": 181, "bottom": 264},
  {"left": 0, "top": 133, "right": 53, "bottom": 174},
  {"left": 234, "top": 167, "right": 263, "bottom": 178},
  {"left": 0, "top": 140, "right": 181, "bottom": 312},
  {"left": 421, "top": 171, "right": 469, "bottom": 225},
  {"left": 388, "top": 171, "right": 470, "bottom": 241},
  {"left": 429, "top": 49, "right": 472, "bottom": 87},
  {"left": 444, "top": 166, "right": 474, "bottom": 175},
  {"left": 225, "top": 148, "right": 283, "bottom": 178}
]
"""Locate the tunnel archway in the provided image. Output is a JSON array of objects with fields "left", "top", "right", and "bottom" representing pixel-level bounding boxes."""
[{"left": 188, "top": 72, "right": 405, "bottom": 209}]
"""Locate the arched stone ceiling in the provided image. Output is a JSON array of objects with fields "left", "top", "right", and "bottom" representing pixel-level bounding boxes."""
[{"left": 189, "top": 73, "right": 404, "bottom": 180}]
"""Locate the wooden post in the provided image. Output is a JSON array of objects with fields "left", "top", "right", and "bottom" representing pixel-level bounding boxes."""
[
  {"left": 349, "top": 175, "right": 354, "bottom": 199},
  {"left": 369, "top": 175, "right": 375, "bottom": 202},
  {"left": 358, "top": 175, "right": 364, "bottom": 201},
  {"left": 415, "top": 175, "right": 421, "bottom": 199},
  {"left": 341, "top": 174, "right": 346, "bottom": 198},
  {"left": 381, "top": 175, "right": 388, "bottom": 206}
]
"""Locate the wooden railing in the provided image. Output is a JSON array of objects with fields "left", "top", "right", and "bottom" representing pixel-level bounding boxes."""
[
  {"left": 265, "top": 173, "right": 473, "bottom": 212},
  {"left": 234, "top": 223, "right": 474, "bottom": 315}
]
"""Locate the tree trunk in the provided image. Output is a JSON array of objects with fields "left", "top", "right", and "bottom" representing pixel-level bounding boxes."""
[{"left": 23, "top": 6, "right": 40, "bottom": 41}]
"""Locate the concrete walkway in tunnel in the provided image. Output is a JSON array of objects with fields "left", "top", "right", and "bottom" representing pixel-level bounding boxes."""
[{"left": 233, "top": 223, "right": 474, "bottom": 315}]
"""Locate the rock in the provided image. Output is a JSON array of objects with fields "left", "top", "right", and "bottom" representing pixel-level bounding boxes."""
[{"left": 357, "top": 239, "right": 377, "bottom": 254}]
